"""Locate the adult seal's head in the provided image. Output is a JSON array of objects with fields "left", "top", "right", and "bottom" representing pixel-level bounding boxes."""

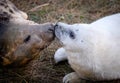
[{"left": 0, "top": 0, "right": 55, "bottom": 66}]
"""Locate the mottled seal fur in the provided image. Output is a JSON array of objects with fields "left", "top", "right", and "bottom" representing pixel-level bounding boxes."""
[{"left": 0, "top": 0, "right": 55, "bottom": 66}]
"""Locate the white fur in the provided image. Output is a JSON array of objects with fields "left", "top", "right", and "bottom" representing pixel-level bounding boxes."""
[
  {"left": 54, "top": 13, "right": 120, "bottom": 81},
  {"left": 54, "top": 47, "right": 67, "bottom": 63}
]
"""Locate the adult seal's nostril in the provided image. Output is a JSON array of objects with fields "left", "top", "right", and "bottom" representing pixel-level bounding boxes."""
[
  {"left": 48, "top": 28, "right": 54, "bottom": 32},
  {"left": 48, "top": 24, "right": 55, "bottom": 33}
]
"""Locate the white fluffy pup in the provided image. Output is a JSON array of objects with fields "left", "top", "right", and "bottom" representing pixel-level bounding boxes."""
[{"left": 54, "top": 13, "right": 120, "bottom": 83}]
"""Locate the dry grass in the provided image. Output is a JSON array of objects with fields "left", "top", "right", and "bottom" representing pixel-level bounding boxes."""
[{"left": 0, "top": 0, "right": 120, "bottom": 83}]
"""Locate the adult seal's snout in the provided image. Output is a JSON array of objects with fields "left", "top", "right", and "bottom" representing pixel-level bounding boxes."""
[
  {"left": 49, "top": 23, "right": 55, "bottom": 31},
  {"left": 39, "top": 23, "right": 55, "bottom": 42}
]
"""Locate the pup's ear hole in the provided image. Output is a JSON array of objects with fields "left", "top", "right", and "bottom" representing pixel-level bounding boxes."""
[{"left": 0, "top": 12, "right": 10, "bottom": 24}]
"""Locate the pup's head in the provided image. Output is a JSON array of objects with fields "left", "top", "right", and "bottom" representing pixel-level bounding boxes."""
[
  {"left": 0, "top": 0, "right": 55, "bottom": 66},
  {"left": 54, "top": 22, "right": 87, "bottom": 52}
]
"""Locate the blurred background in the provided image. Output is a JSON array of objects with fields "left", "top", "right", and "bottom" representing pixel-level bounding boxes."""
[{"left": 0, "top": 0, "right": 120, "bottom": 83}]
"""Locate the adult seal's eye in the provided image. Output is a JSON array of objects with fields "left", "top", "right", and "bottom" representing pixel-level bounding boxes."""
[
  {"left": 69, "top": 31, "right": 75, "bottom": 39},
  {"left": 24, "top": 35, "right": 31, "bottom": 43}
]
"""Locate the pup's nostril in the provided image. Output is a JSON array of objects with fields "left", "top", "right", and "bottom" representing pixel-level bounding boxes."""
[{"left": 54, "top": 24, "right": 59, "bottom": 28}]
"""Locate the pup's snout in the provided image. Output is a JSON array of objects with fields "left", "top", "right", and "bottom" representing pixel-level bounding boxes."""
[
  {"left": 54, "top": 22, "right": 69, "bottom": 40},
  {"left": 54, "top": 22, "right": 62, "bottom": 31},
  {"left": 54, "top": 22, "right": 64, "bottom": 39},
  {"left": 54, "top": 22, "right": 67, "bottom": 30},
  {"left": 54, "top": 23, "right": 59, "bottom": 28}
]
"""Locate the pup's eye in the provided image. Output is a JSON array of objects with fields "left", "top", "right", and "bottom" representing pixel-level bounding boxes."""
[
  {"left": 24, "top": 35, "right": 31, "bottom": 43},
  {"left": 69, "top": 31, "right": 75, "bottom": 39}
]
